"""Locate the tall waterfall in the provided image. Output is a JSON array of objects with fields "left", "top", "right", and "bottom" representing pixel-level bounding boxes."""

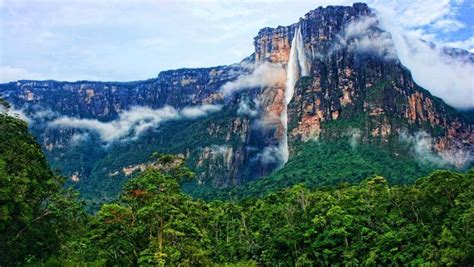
[{"left": 278, "top": 26, "right": 309, "bottom": 167}]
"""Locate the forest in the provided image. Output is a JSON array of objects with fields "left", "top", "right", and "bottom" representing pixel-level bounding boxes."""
[{"left": 1, "top": 114, "right": 473, "bottom": 266}]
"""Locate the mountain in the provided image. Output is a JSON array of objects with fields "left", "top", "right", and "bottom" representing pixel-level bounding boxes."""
[
  {"left": 2, "top": 106, "right": 473, "bottom": 265},
  {"left": 0, "top": 3, "right": 472, "bottom": 207}
]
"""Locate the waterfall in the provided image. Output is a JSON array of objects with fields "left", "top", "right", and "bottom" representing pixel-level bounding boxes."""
[
  {"left": 296, "top": 27, "right": 310, "bottom": 76},
  {"left": 278, "top": 26, "right": 309, "bottom": 167}
]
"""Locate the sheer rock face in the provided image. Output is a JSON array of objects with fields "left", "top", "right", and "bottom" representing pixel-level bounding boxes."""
[
  {"left": 2, "top": 66, "right": 240, "bottom": 120},
  {"left": 0, "top": 3, "right": 472, "bottom": 193},
  {"left": 253, "top": 3, "right": 472, "bottom": 156}
]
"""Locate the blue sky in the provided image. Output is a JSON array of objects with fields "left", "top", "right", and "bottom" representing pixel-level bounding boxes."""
[{"left": 0, "top": 0, "right": 473, "bottom": 83}]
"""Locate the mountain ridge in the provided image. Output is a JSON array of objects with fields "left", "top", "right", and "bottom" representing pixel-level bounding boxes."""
[{"left": 0, "top": 2, "right": 472, "bottom": 206}]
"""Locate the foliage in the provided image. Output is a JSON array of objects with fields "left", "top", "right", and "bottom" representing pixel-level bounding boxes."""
[
  {"left": 188, "top": 138, "right": 439, "bottom": 200},
  {"left": 50, "top": 166, "right": 473, "bottom": 265},
  {"left": 0, "top": 97, "right": 11, "bottom": 110},
  {"left": 0, "top": 114, "right": 86, "bottom": 265},
  {"left": 39, "top": 106, "right": 241, "bottom": 211},
  {"left": 80, "top": 157, "right": 212, "bottom": 266},
  {"left": 2, "top": 112, "right": 473, "bottom": 265}
]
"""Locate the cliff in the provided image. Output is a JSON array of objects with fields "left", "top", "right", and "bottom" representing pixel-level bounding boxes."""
[{"left": 0, "top": 3, "right": 472, "bottom": 204}]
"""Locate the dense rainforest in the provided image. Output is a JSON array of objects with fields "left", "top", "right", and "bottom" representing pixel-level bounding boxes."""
[{"left": 1, "top": 113, "right": 473, "bottom": 266}]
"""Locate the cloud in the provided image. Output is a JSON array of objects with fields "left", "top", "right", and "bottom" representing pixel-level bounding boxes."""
[
  {"left": 70, "top": 133, "right": 90, "bottom": 146},
  {"left": 220, "top": 62, "right": 286, "bottom": 95},
  {"left": 237, "top": 98, "right": 260, "bottom": 117},
  {"left": 49, "top": 104, "right": 221, "bottom": 142},
  {"left": 368, "top": 1, "right": 474, "bottom": 109},
  {"left": 0, "top": 0, "right": 324, "bottom": 82},
  {"left": 399, "top": 131, "right": 472, "bottom": 168},
  {"left": 31, "top": 108, "right": 58, "bottom": 120},
  {"left": 137, "top": 37, "right": 168, "bottom": 48},
  {"left": 431, "top": 18, "right": 466, "bottom": 32},
  {"left": 207, "top": 145, "right": 231, "bottom": 156},
  {"left": 379, "top": 0, "right": 454, "bottom": 28},
  {"left": 180, "top": 104, "right": 222, "bottom": 118},
  {"left": 340, "top": 16, "right": 397, "bottom": 60},
  {"left": 376, "top": 16, "right": 474, "bottom": 108},
  {"left": 23, "top": 106, "right": 61, "bottom": 121},
  {"left": 345, "top": 128, "right": 362, "bottom": 148},
  {"left": 6, "top": 105, "right": 30, "bottom": 123},
  {"left": 443, "top": 37, "right": 474, "bottom": 53},
  {"left": 0, "top": 66, "right": 45, "bottom": 82},
  {"left": 253, "top": 145, "right": 283, "bottom": 165},
  {"left": 1, "top": 0, "right": 471, "bottom": 108},
  {"left": 344, "top": 16, "right": 379, "bottom": 38}
]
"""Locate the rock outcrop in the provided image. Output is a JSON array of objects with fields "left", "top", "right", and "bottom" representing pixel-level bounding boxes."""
[{"left": 0, "top": 3, "right": 472, "bottom": 201}]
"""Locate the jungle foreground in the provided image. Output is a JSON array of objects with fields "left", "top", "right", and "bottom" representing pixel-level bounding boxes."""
[
  {"left": 1, "top": 114, "right": 473, "bottom": 266},
  {"left": 1, "top": 2, "right": 473, "bottom": 265}
]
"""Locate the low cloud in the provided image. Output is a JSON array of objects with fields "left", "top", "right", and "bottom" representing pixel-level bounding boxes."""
[
  {"left": 3, "top": 104, "right": 61, "bottom": 124},
  {"left": 340, "top": 16, "right": 397, "bottom": 60},
  {"left": 237, "top": 98, "right": 260, "bottom": 117},
  {"left": 49, "top": 104, "right": 221, "bottom": 142},
  {"left": 375, "top": 7, "right": 474, "bottom": 109},
  {"left": 6, "top": 105, "right": 31, "bottom": 123},
  {"left": 207, "top": 145, "right": 230, "bottom": 156},
  {"left": 399, "top": 131, "right": 473, "bottom": 169},
  {"left": 253, "top": 145, "right": 283, "bottom": 165},
  {"left": 221, "top": 62, "right": 286, "bottom": 95},
  {"left": 180, "top": 104, "right": 221, "bottom": 118},
  {"left": 344, "top": 16, "right": 378, "bottom": 38},
  {"left": 30, "top": 108, "right": 59, "bottom": 120},
  {"left": 443, "top": 37, "right": 474, "bottom": 53},
  {"left": 345, "top": 128, "right": 362, "bottom": 148},
  {"left": 70, "top": 133, "right": 90, "bottom": 146}
]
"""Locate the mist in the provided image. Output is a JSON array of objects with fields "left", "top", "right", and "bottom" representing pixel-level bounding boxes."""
[
  {"left": 49, "top": 104, "right": 221, "bottom": 142},
  {"left": 375, "top": 7, "right": 474, "bottom": 109},
  {"left": 220, "top": 62, "right": 286, "bottom": 95},
  {"left": 399, "top": 131, "right": 473, "bottom": 168}
]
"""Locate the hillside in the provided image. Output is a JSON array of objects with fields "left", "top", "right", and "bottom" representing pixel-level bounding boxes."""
[
  {"left": 1, "top": 119, "right": 472, "bottom": 264},
  {"left": 0, "top": 3, "right": 472, "bottom": 208},
  {"left": 0, "top": 102, "right": 474, "bottom": 266}
]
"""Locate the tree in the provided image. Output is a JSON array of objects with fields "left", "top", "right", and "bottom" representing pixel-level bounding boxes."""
[
  {"left": 0, "top": 114, "right": 86, "bottom": 265},
  {"left": 91, "top": 155, "right": 211, "bottom": 266}
]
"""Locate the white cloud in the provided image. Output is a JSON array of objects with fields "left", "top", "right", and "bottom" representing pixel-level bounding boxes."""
[
  {"left": 431, "top": 18, "right": 466, "bottom": 32},
  {"left": 0, "top": 66, "right": 45, "bottom": 82},
  {"left": 70, "top": 133, "right": 90, "bottom": 146},
  {"left": 180, "top": 104, "right": 222, "bottom": 118},
  {"left": 137, "top": 37, "right": 168, "bottom": 48},
  {"left": 30, "top": 108, "right": 59, "bottom": 120},
  {"left": 237, "top": 98, "right": 260, "bottom": 117},
  {"left": 341, "top": 16, "right": 397, "bottom": 60},
  {"left": 6, "top": 105, "right": 30, "bottom": 123},
  {"left": 221, "top": 62, "right": 286, "bottom": 95},
  {"left": 207, "top": 145, "right": 230, "bottom": 156},
  {"left": 254, "top": 145, "right": 283, "bottom": 165},
  {"left": 49, "top": 104, "right": 221, "bottom": 142},
  {"left": 344, "top": 16, "right": 379, "bottom": 38},
  {"left": 1, "top": 0, "right": 471, "bottom": 108},
  {"left": 345, "top": 128, "right": 362, "bottom": 148},
  {"left": 443, "top": 37, "right": 474, "bottom": 52},
  {"left": 374, "top": 12, "right": 474, "bottom": 108},
  {"left": 400, "top": 131, "right": 472, "bottom": 168},
  {"left": 377, "top": 0, "right": 453, "bottom": 28}
]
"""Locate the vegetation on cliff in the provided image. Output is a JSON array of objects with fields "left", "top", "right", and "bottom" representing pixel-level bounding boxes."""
[{"left": 1, "top": 114, "right": 473, "bottom": 266}]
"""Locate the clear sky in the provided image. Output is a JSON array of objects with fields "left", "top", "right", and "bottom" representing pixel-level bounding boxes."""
[{"left": 0, "top": 0, "right": 473, "bottom": 82}]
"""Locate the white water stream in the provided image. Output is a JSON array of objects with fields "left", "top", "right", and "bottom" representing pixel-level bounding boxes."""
[{"left": 278, "top": 26, "right": 309, "bottom": 167}]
